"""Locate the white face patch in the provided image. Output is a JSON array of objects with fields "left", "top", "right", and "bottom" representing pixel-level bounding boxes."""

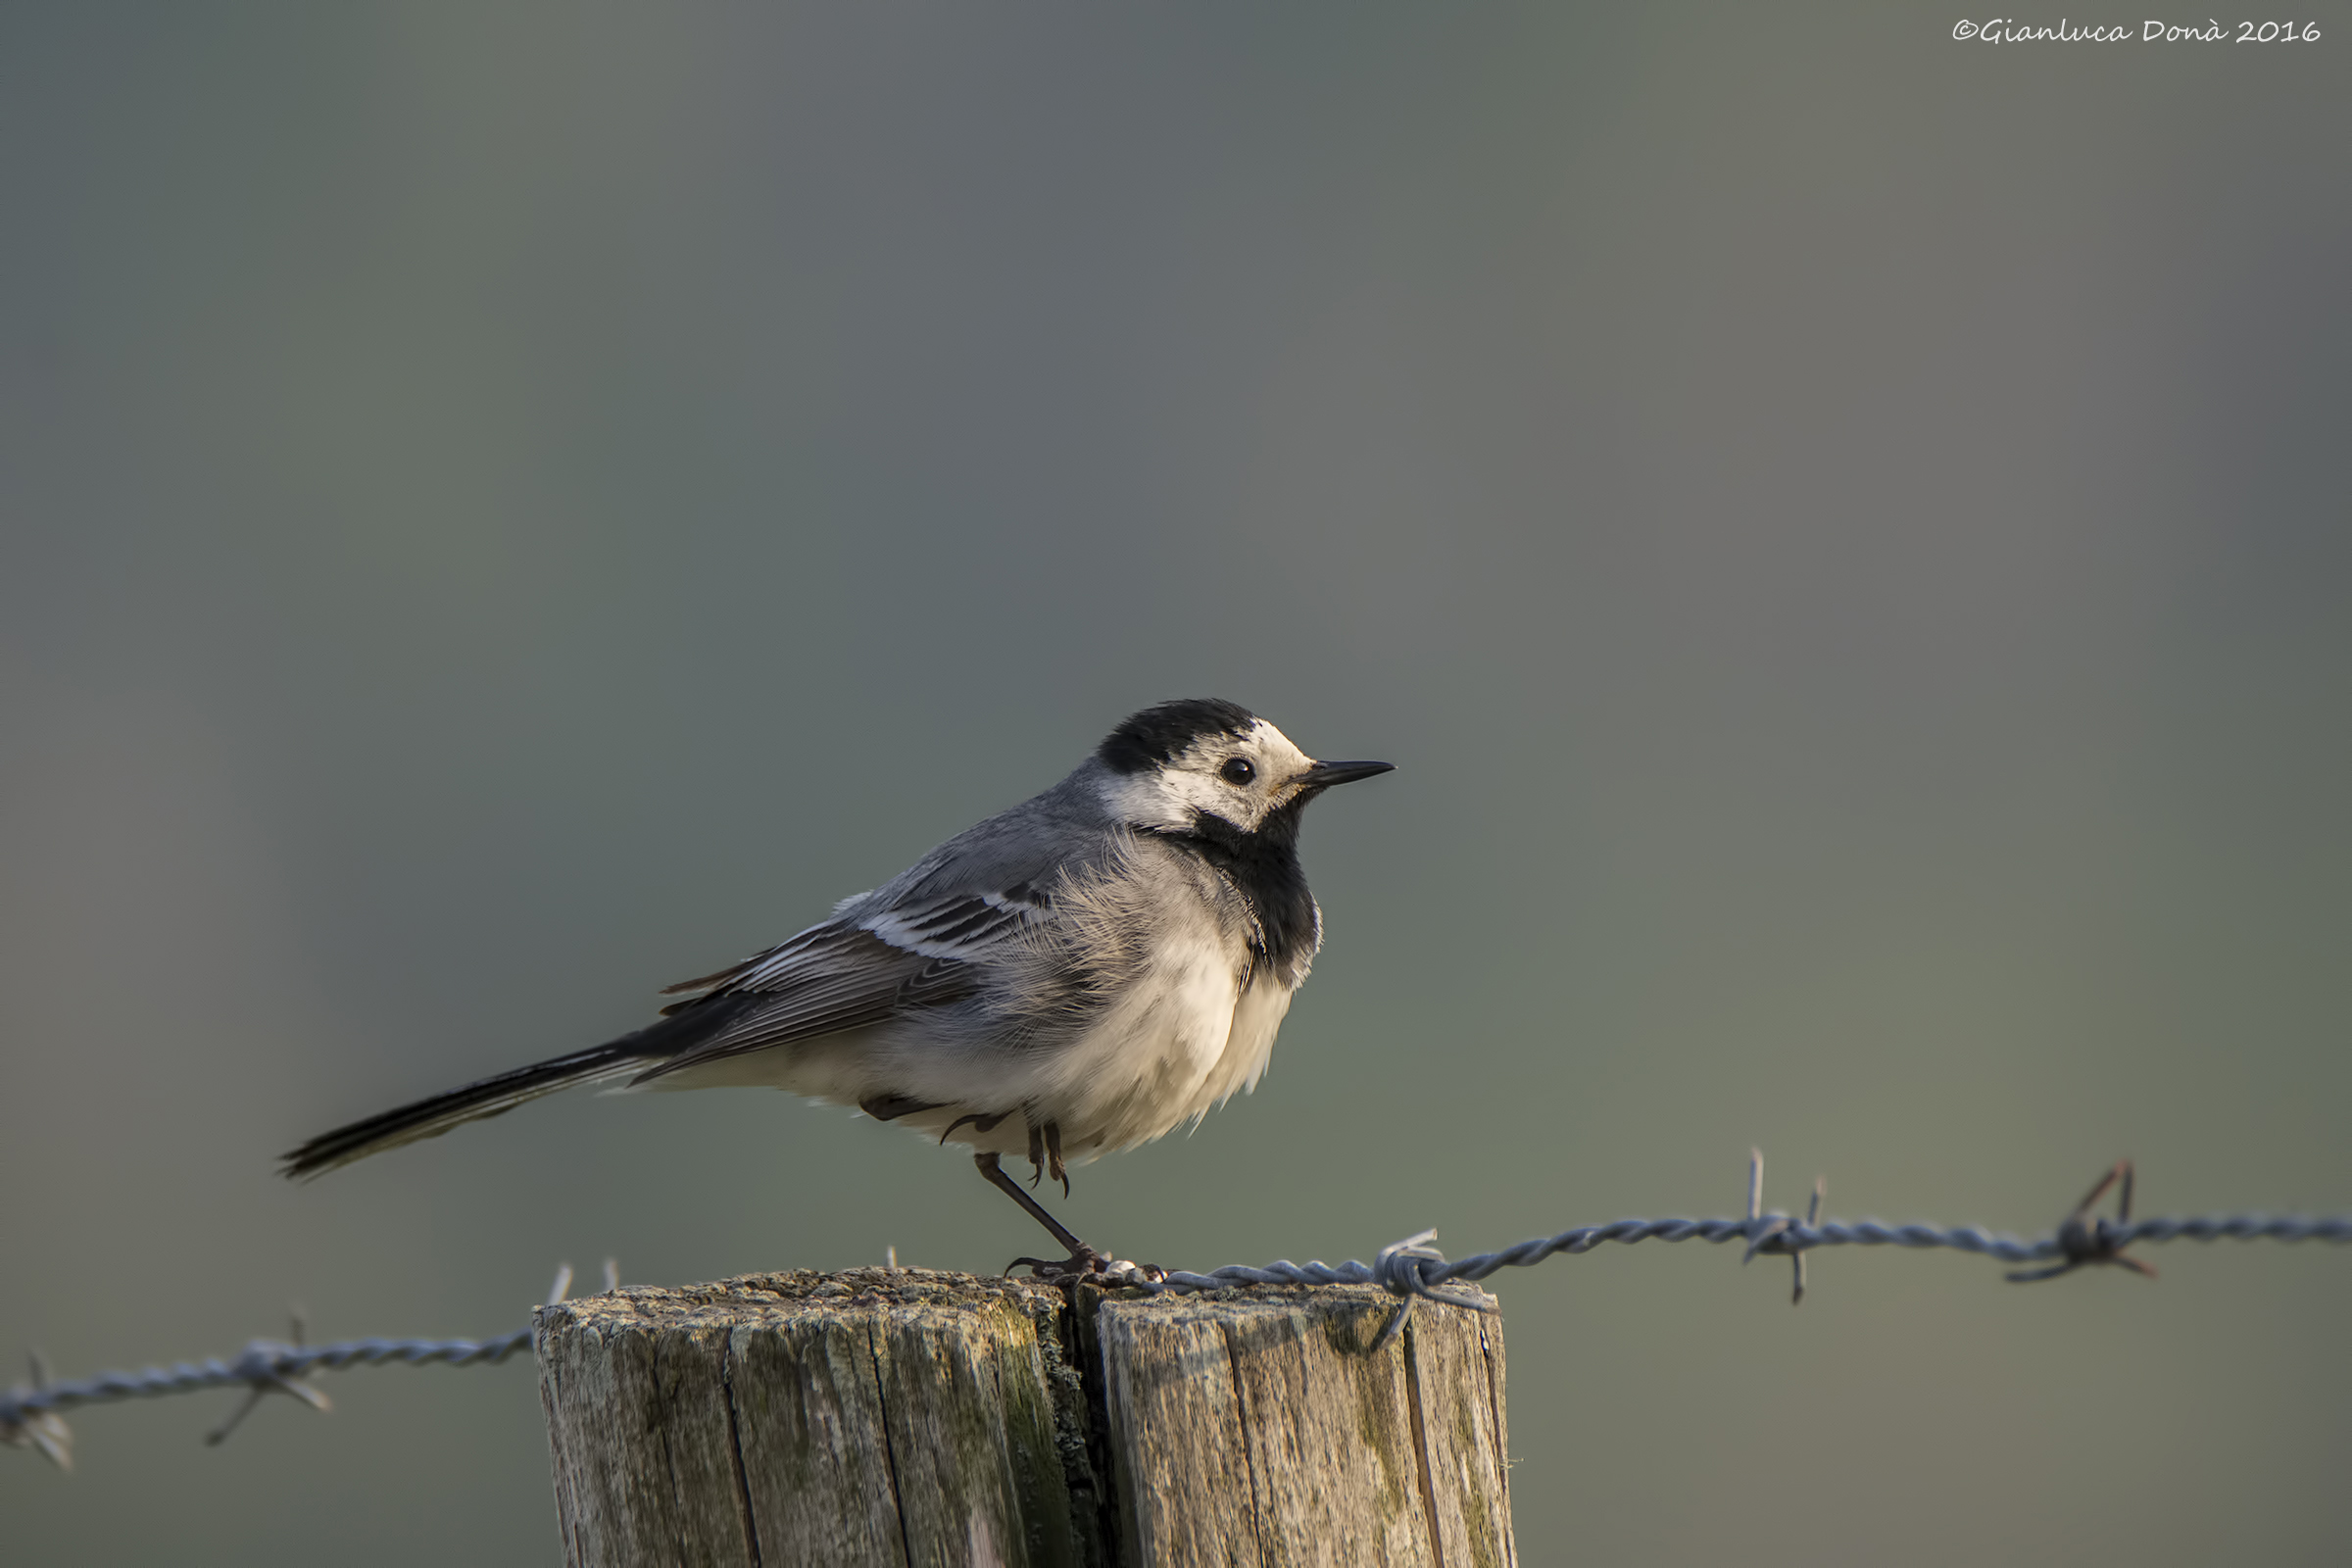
[{"left": 1098, "top": 717, "right": 1320, "bottom": 833}]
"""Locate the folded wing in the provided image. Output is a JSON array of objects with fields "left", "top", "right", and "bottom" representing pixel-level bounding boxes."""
[{"left": 631, "top": 885, "right": 1055, "bottom": 1082}]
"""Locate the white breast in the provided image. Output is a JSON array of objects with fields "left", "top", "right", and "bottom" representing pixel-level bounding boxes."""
[
  {"left": 1183, "top": 973, "right": 1293, "bottom": 1121},
  {"left": 1036, "top": 929, "right": 1251, "bottom": 1155}
]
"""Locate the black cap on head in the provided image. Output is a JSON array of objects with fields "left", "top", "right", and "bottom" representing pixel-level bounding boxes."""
[{"left": 1097, "top": 698, "right": 1259, "bottom": 775}]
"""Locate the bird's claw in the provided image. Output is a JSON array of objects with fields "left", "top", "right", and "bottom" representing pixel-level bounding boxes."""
[
  {"left": 1021, "top": 1118, "right": 1071, "bottom": 1197},
  {"left": 1007, "top": 1250, "right": 1107, "bottom": 1282},
  {"left": 1044, "top": 1121, "right": 1069, "bottom": 1199},
  {"left": 1005, "top": 1250, "right": 1163, "bottom": 1285}
]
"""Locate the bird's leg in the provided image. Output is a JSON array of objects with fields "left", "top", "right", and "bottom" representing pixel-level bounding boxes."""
[
  {"left": 1044, "top": 1121, "right": 1069, "bottom": 1199},
  {"left": 1026, "top": 1120, "right": 1046, "bottom": 1188},
  {"left": 974, "top": 1152, "right": 1106, "bottom": 1280}
]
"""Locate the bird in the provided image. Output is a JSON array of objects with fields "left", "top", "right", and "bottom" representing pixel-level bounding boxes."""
[{"left": 280, "top": 698, "right": 1394, "bottom": 1276}]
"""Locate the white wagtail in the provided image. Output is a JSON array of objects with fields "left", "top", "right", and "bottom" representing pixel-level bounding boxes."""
[{"left": 282, "top": 699, "right": 1393, "bottom": 1275}]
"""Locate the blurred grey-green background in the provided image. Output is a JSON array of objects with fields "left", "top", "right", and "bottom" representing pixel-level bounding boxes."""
[{"left": 4, "top": 4, "right": 2348, "bottom": 1563}]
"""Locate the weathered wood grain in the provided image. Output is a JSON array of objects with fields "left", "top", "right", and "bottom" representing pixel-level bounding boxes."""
[
  {"left": 1093, "top": 1285, "right": 1510, "bottom": 1568},
  {"left": 539, "top": 1269, "right": 1093, "bottom": 1568},
  {"left": 538, "top": 1271, "right": 1513, "bottom": 1568},
  {"left": 1401, "top": 1293, "right": 1514, "bottom": 1568}
]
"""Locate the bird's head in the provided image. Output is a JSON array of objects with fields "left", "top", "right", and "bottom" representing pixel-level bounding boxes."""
[{"left": 1093, "top": 698, "right": 1394, "bottom": 838}]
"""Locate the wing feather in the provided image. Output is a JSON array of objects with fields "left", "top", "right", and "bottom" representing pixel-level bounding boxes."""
[{"left": 631, "top": 886, "right": 1053, "bottom": 1082}]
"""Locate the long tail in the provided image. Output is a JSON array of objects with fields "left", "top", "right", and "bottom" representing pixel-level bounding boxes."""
[
  {"left": 281, "top": 993, "right": 780, "bottom": 1179},
  {"left": 279, "top": 1042, "right": 653, "bottom": 1179}
]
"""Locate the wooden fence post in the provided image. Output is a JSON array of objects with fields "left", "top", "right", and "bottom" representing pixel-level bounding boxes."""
[{"left": 537, "top": 1267, "right": 1513, "bottom": 1568}]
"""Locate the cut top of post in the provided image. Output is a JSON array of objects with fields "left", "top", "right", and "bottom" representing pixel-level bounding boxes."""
[{"left": 535, "top": 1267, "right": 1513, "bottom": 1568}]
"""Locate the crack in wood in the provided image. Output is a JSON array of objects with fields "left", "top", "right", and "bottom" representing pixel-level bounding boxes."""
[
  {"left": 863, "top": 1317, "right": 918, "bottom": 1568},
  {"left": 1056, "top": 1285, "right": 1122, "bottom": 1567},
  {"left": 1477, "top": 1321, "right": 1513, "bottom": 1568},
  {"left": 720, "top": 1336, "right": 765, "bottom": 1568},
  {"left": 1401, "top": 1322, "right": 1449, "bottom": 1568},
  {"left": 1217, "top": 1321, "right": 1270, "bottom": 1566}
]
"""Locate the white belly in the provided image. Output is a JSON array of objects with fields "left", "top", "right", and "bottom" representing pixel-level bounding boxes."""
[
  {"left": 849, "top": 937, "right": 1298, "bottom": 1162},
  {"left": 639, "top": 916, "right": 1299, "bottom": 1163},
  {"left": 1043, "top": 935, "right": 1285, "bottom": 1156}
]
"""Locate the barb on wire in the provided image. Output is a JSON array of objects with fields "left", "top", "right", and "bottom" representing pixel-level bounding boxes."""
[
  {"left": 1735, "top": 1152, "right": 1829, "bottom": 1303},
  {"left": 2003, "top": 1159, "right": 2157, "bottom": 1283},
  {"left": 0, "top": 1263, "right": 595, "bottom": 1471},
  {"left": 1121, "top": 1152, "right": 2352, "bottom": 1322}
]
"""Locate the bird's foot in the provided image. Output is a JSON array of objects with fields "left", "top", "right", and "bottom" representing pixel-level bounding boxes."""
[
  {"left": 1006, "top": 1250, "right": 1166, "bottom": 1285},
  {"left": 1007, "top": 1248, "right": 1104, "bottom": 1282}
]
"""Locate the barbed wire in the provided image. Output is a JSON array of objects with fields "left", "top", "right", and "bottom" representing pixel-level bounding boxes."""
[
  {"left": 1127, "top": 1152, "right": 2352, "bottom": 1348},
  {"left": 0, "top": 1261, "right": 608, "bottom": 1470},
  {"left": 8, "top": 1156, "right": 2348, "bottom": 1465}
]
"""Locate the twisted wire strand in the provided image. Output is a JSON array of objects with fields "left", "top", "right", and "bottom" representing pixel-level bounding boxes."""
[
  {"left": 1125, "top": 1201, "right": 2352, "bottom": 1348},
  {"left": 7, "top": 1329, "right": 537, "bottom": 1421},
  {"left": 2, "top": 1265, "right": 586, "bottom": 1468},
  {"left": 1114, "top": 1212, "right": 2352, "bottom": 1298},
  {"left": 8, "top": 1178, "right": 2350, "bottom": 1463},
  {"left": 1137, "top": 1211, "right": 2352, "bottom": 1298}
]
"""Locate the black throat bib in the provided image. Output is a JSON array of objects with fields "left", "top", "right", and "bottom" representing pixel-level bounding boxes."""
[{"left": 1152, "top": 800, "right": 1318, "bottom": 982}]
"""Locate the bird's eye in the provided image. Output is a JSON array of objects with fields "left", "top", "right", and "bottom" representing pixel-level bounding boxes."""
[{"left": 1219, "top": 757, "right": 1255, "bottom": 786}]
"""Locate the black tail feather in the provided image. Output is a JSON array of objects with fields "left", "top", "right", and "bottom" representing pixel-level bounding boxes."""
[
  {"left": 282, "top": 993, "right": 786, "bottom": 1180},
  {"left": 279, "top": 1043, "right": 648, "bottom": 1180}
]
